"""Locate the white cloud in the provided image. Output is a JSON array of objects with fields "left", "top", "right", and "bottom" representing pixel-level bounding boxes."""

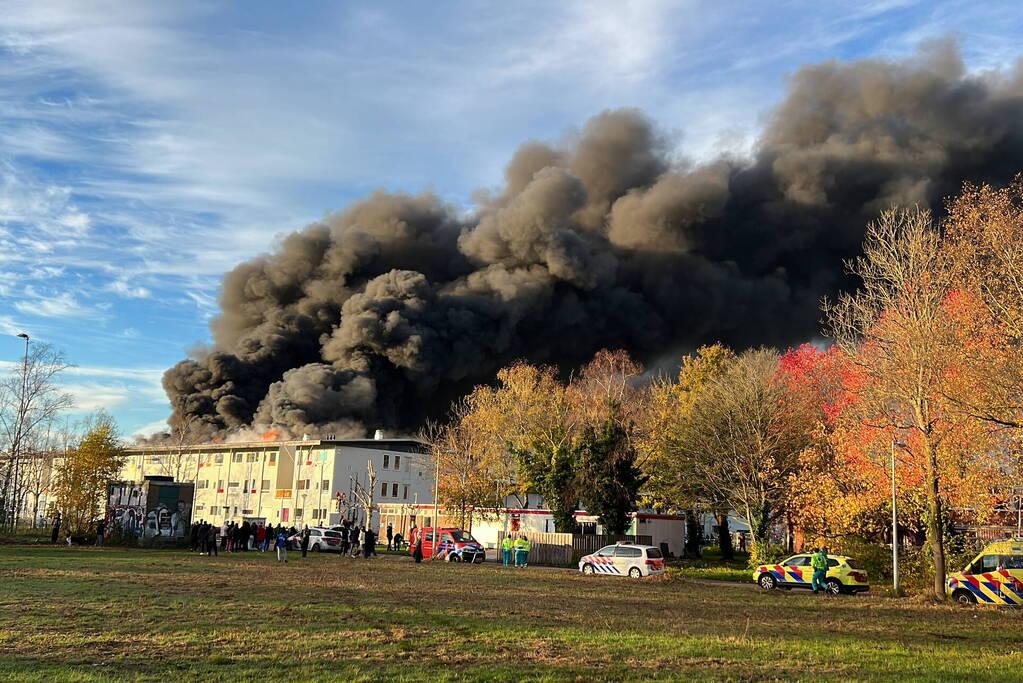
[
  {"left": 106, "top": 279, "right": 151, "bottom": 298},
  {"left": 13, "top": 289, "right": 82, "bottom": 317},
  {"left": 132, "top": 417, "right": 169, "bottom": 437}
]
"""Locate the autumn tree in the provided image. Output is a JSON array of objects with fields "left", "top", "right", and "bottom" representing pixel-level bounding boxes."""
[
  {"left": 826, "top": 207, "right": 966, "bottom": 599},
  {"left": 639, "top": 344, "right": 735, "bottom": 558},
  {"left": 53, "top": 415, "right": 125, "bottom": 537},
  {"left": 433, "top": 398, "right": 506, "bottom": 530},
  {"left": 669, "top": 348, "right": 813, "bottom": 564}
]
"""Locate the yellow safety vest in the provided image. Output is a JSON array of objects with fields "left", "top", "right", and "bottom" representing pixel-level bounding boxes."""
[
  {"left": 514, "top": 538, "right": 530, "bottom": 551},
  {"left": 501, "top": 537, "right": 514, "bottom": 550}
]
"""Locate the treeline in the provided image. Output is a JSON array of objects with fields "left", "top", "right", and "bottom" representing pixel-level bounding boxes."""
[{"left": 432, "top": 179, "right": 1023, "bottom": 599}]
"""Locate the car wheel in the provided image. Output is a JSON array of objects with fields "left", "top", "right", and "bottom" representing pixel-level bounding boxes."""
[
  {"left": 449, "top": 554, "right": 462, "bottom": 562},
  {"left": 311, "top": 544, "right": 320, "bottom": 553},
  {"left": 629, "top": 567, "right": 643, "bottom": 578},
  {"left": 758, "top": 573, "right": 777, "bottom": 590},
  {"left": 825, "top": 578, "right": 842, "bottom": 595},
  {"left": 582, "top": 563, "right": 595, "bottom": 575},
  {"left": 953, "top": 589, "right": 977, "bottom": 605}
]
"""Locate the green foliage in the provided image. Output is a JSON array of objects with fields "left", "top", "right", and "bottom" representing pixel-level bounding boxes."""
[
  {"left": 576, "top": 419, "right": 644, "bottom": 535},
  {"left": 512, "top": 428, "right": 578, "bottom": 532}
]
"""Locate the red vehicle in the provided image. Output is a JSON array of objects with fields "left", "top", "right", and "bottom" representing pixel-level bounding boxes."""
[{"left": 410, "top": 527, "right": 486, "bottom": 563}]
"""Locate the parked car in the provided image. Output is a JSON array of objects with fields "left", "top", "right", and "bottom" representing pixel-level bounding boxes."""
[
  {"left": 411, "top": 527, "right": 486, "bottom": 563},
  {"left": 578, "top": 543, "right": 665, "bottom": 578},
  {"left": 947, "top": 537, "right": 1023, "bottom": 605},
  {"left": 287, "top": 527, "right": 344, "bottom": 552},
  {"left": 753, "top": 554, "right": 869, "bottom": 594}
]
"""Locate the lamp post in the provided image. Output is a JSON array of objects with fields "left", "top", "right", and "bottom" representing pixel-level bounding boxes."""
[{"left": 891, "top": 439, "right": 906, "bottom": 596}]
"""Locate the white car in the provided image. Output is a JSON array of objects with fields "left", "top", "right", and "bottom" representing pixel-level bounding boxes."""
[{"left": 578, "top": 543, "right": 666, "bottom": 578}]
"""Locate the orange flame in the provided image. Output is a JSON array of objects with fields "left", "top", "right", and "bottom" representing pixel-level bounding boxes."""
[{"left": 261, "top": 429, "right": 280, "bottom": 441}]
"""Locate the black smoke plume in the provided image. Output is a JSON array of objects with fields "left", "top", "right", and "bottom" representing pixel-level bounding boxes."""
[{"left": 162, "top": 41, "right": 1023, "bottom": 439}]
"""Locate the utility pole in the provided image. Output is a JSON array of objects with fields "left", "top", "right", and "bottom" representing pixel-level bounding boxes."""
[{"left": 891, "top": 439, "right": 904, "bottom": 596}]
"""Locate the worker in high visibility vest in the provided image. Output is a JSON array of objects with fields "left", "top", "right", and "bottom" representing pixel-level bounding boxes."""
[
  {"left": 513, "top": 535, "right": 531, "bottom": 568},
  {"left": 501, "top": 535, "right": 514, "bottom": 567}
]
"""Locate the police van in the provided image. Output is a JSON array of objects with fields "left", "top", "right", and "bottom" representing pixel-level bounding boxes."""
[
  {"left": 946, "top": 537, "right": 1023, "bottom": 605},
  {"left": 578, "top": 542, "right": 665, "bottom": 578}
]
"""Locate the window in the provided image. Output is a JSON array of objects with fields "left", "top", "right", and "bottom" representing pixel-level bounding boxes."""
[
  {"left": 392, "top": 483, "right": 398, "bottom": 497},
  {"left": 196, "top": 504, "right": 205, "bottom": 511},
  {"left": 228, "top": 481, "right": 239, "bottom": 489},
  {"left": 261, "top": 479, "right": 270, "bottom": 491},
  {"left": 232, "top": 453, "right": 243, "bottom": 463},
  {"left": 970, "top": 554, "right": 1000, "bottom": 574},
  {"left": 381, "top": 482, "right": 388, "bottom": 497},
  {"left": 783, "top": 556, "right": 811, "bottom": 567},
  {"left": 617, "top": 547, "right": 642, "bottom": 558},
  {"left": 321, "top": 479, "right": 329, "bottom": 491},
  {"left": 197, "top": 480, "right": 208, "bottom": 489},
  {"left": 596, "top": 546, "right": 616, "bottom": 557},
  {"left": 646, "top": 548, "right": 662, "bottom": 559},
  {"left": 217, "top": 480, "right": 224, "bottom": 489},
  {"left": 827, "top": 559, "right": 839, "bottom": 568},
  {"left": 295, "top": 509, "right": 304, "bottom": 519},
  {"left": 246, "top": 452, "right": 258, "bottom": 462},
  {"left": 269, "top": 452, "right": 277, "bottom": 464},
  {"left": 383, "top": 454, "right": 390, "bottom": 469},
  {"left": 297, "top": 479, "right": 310, "bottom": 490},
  {"left": 403, "top": 485, "right": 408, "bottom": 500},
  {"left": 215, "top": 454, "right": 224, "bottom": 464},
  {"left": 242, "top": 479, "right": 248, "bottom": 491}
]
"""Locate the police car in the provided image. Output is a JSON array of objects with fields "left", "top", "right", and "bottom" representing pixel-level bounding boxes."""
[
  {"left": 578, "top": 543, "right": 665, "bottom": 578},
  {"left": 947, "top": 537, "right": 1023, "bottom": 605}
]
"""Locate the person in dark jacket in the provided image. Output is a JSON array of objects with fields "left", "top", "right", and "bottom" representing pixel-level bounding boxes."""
[
  {"left": 206, "top": 523, "right": 218, "bottom": 556},
  {"left": 300, "top": 526, "right": 311, "bottom": 558},
  {"left": 386, "top": 523, "right": 393, "bottom": 550},
  {"left": 94, "top": 519, "right": 106, "bottom": 547},
  {"left": 339, "top": 521, "right": 350, "bottom": 556},
  {"left": 363, "top": 527, "right": 374, "bottom": 558},
  {"left": 50, "top": 512, "right": 61, "bottom": 544},
  {"left": 349, "top": 525, "right": 361, "bottom": 558}
]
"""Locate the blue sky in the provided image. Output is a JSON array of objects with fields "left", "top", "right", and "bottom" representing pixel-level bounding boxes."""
[{"left": 0, "top": 0, "right": 1020, "bottom": 438}]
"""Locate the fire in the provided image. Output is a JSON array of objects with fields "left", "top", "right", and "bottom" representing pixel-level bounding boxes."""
[{"left": 261, "top": 429, "right": 280, "bottom": 441}]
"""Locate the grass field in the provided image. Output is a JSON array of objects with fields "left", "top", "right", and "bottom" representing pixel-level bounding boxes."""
[{"left": 1, "top": 546, "right": 1021, "bottom": 681}]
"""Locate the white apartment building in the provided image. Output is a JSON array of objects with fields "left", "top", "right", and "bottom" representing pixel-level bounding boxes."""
[{"left": 106, "top": 436, "right": 434, "bottom": 530}]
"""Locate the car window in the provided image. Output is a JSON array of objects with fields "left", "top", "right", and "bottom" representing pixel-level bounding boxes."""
[
  {"left": 449, "top": 530, "right": 477, "bottom": 543},
  {"left": 970, "top": 554, "right": 1000, "bottom": 574},
  {"left": 595, "top": 545, "right": 616, "bottom": 557},
  {"left": 310, "top": 530, "right": 321, "bottom": 536},
  {"left": 827, "top": 559, "right": 839, "bottom": 568},
  {"left": 845, "top": 558, "right": 861, "bottom": 569},
  {"left": 1003, "top": 555, "right": 1023, "bottom": 570},
  {"left": 324, "top": 530, "right": 342, "bottom": 538},
  {"left": 646, "top": 548, "right": 662, "bottom": 559},
  {"left": 616, "top": 547, "right": 642, "bottom": 558},
  {"left": 782, "top": 556, "right": 809, "bottom": 567}
]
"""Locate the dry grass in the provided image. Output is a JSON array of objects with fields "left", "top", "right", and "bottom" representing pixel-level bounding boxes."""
[{"left": 1, "top": 546, "right": 1021, "bottom": 681}]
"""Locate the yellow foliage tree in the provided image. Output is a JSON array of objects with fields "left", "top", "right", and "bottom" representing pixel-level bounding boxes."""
[{"left": 53, "top": 417, "right": 125, "bottom": 537}]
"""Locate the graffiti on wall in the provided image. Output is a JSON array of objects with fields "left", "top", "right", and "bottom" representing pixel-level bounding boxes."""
[
  {"left": 106, "top": 481, "right": 195, "bottom": 540},
  {"left": 107, "top": 483, "right": 145, "bottom": 538},
  {"left": 143, "top": 483, "right": 194, "bottom": 539}
]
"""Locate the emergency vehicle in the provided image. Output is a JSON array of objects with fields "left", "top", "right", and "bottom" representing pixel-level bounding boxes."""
[
  {"left": 578, "top": 543, "right": 665, "bottom": 578},
  {"left": 754, "top": 554, "right": 869, "bottom": 594},
  {"left": 946, "top": 537, "right": 1023, "bottom": 605},
  {"left": 411, "top": 527, "right": 486, "bottom": 563}
]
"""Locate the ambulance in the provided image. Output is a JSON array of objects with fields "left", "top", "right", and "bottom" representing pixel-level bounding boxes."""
[{"left": 946, "top": 537, "right": 1023, "bottom": 605}]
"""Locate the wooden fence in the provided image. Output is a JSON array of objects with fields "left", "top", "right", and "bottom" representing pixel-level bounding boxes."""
[{"left": 497, "top": 532, "right": 654, "bottom": 566}]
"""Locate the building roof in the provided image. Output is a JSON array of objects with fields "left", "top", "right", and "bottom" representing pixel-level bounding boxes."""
[{"left": 124, "top": 438, "right": 430, "bottom": 455}]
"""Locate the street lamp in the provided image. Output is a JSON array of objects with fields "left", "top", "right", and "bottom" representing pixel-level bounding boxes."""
[{"left": 891, "top": 439, "right": 907, "bottom": 596}]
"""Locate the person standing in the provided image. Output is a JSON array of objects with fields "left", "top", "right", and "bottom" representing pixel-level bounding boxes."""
[
  {"left": 255, "top": 523, "right": 266, "bottom": 552},
  {"left": 501, "top": 535, "right": 514, "bottom": 567},
  {"left": 300, "top": 526, "right": 311, "bottom": 558},
  {"left": 513, "top": 535, "right": 530, "bottom": 568},
  {"left": 206, "top": 523, "right": 219, "bottom": 557},
  {"left": 95, "top": 519, "right": 106, "bottom": 547},
  {"left": 50, "top": 512, "right": 61, "bottom": 544},
  {"left": 412, "top": 533, "right": 423, "bottom": 563},
  {"left": 386, "top": 523, "right": 393, "bottom": 551},
  {"left": 350, "top": 525, "right": 362, "bottom": 558},
  {"left": 275, "top": 527, "right": 289, "bottom": 563},
  {"left": 365, "top": 527, "right": 376, "bottom": 558},
  {"left": 811, "top": 547, "right": 830, "bottom": 594},
  {"left": 189, "top": 522, "right": 200, "bottom": 552}
]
